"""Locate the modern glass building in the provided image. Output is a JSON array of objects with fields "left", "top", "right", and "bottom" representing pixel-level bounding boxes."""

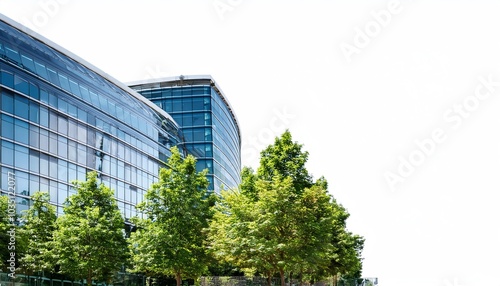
[
  {"left": 129, "top": 76, "right": 241, "bottom": 192},
  {"left": 0, "top": 14, "right": 183, "bottom": 221}
]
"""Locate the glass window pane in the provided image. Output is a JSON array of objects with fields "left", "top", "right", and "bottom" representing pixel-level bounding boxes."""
[
  {"left": 68, "top": 119, "right": 78, "bottom": 139},
  {"left": 68, "top": 163, "right": 77, "bottom": 181},
  {"left": 192, "top": 97, "right": 204, "bottom": 110},
  {"left": 78, "top": 108, "right": 87, "bottom": 121},
  {"left": 49, "top": 132, "right": 57, "bottom": 154},
  {"left": 68, "top": 140, "right": 77, "bottom": 162},
  {"left": 49, "top": 156, "right": 57, "bottom": 179},
  {"left": 182, "top": 98, "right": 192, "bottom": 110},
  {"left": 14, "top": 119, "right": 29, "bottom": 145},
  {"left": 15, "top": 171, "right": 29, "bottom": 196},
  {"left": 14, "top": 94, "right": 29, "bottom": 119},
  {"left": 1, "top": 141, "right": 14, "bottom": 166},
  {"left": 58, "top": 74, "right": 70, "bottom": 91},
  {"left": 40, "top": 106, "right": 49, "bottom": 127},
  {"left": 21, "top": 55, "right": 36, "bottom": 72},
  {"left": 29, "top": 100, "right": 39, "bottom": 123},
  {"left": 40, "top": 89, "right": 49, "bottom": 104},
  {"left": 69, "top": 80, "right": 81, "bottom": 97},
  {"left": 29, "top": 150, "right": 39, "bottom": 173},
  {"left": 89, "top": 90, "right": 99, "bottom": 106},
  {"left": 58, "top": 159, "right": 68, "bottom": 182},
  {"left": 192, "top": 113, "right": 203, "bottom": 126},
  {"left": 29, "top": 83, "right": 39, "bottom": 99},
  {"left": 163, "top": 100, "right": 172, "bottom": 112},
  {"left": 49, "top": 92, "right": 57, "bottom": 108},
  {"left": 14, "top": 75, "right": 29, "bottom": 94},
  {"left": 39, "top": 129, "right": 49, "bottom": 152},
  {"left": 204, "top": 128, "right": 212, "bottom": 141},
  {"left": 193, "top": 129, "right": 204, "bottom": 141},
  {"left": 172, "top": 99, "right": 182, "bottom": 111},
  {"left": 203, "top": 97, "right": 211, "bottom": 110},
  {"left": 1, "top": 71, "right": 14, "bottom": 88},
  {"left": 77, "top": 144, "right": 86, "bottom": 165},
  {"left": 58, "top": 98, "right": 67, "bottom": 113},
  {"left": 5, "top": 46, "right": 20, "bottom": 63},
  {"left": 29, "top": 175, "right": 39, "bottom": 195},
  {"left": 35, "top": 61, "right": 49, "bottom": 80},
  {"left": 29, "top": 125, "right": 39, "bottom": 148},
  {"left": 58, "top": 116, "right": 68, "bottom": 135},
  {"left": 77, "top": 124, "right": 87, "bottom": 143},
  {"left": 80, "top": 85, "right": 90, "bottom": 102},
  {"left": 2, "top": 91, "right": 14, "bottom": 113},
  {"left": 14, "top": 144, "right": 29, "bottom": 170},
  {"left": 204, "top": 112, "right": 212, "bottom": 125},
  {"left": 182, "top": 114, "right": 193, "bottom": 126},
  {"left": 67, "top": 103, "right": 77, "bottom": 118},
  {"left": 46, "top": 67, "right": 60, "bottom": 86},
  {"left": 49, "top": 111, "right": 58, "bottom": 130},
  {"left": 1, "top": 114, "right": 14, "bottom": 139},
  {"left": 58, "top": 136, "right": 68, "bottom": 159}
]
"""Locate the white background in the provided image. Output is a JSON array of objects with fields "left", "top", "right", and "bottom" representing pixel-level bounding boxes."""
[{"left": 2, "top": 1, "right": 500, "bottom": 285}]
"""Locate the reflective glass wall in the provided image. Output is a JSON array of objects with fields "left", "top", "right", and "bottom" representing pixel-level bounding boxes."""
[
  {"left": 0, "top": 16, "right": 182, "bottom": 221},
  {"left": 130, "top": 77, "right": 241, "bottom": 192}
]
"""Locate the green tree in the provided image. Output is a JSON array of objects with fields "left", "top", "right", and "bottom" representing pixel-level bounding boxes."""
[
  {"left": 240, "top": 166, "right": 258, "bottom": 201},
  {"left": 290, "top": 185, "right": 336, "bottom": 283},
  {"left": 208, "top": 188, "right": 257, "bottom": 274},
  {"left": 257, "top": 130, "right": 313, "bottom": 193},
  {"left": 209, "top": 131, "right": 364, "bottom": 285},
  {"left": 251, "top": 176, "right": 299, "bottom": 286},
  {"left": 210, "top": 176, "right": 336, "bottom": 286},
  {"left": 53, "top": 171, "right": 128, "bottom": 286},
  {"left": 129, "top": 146, "right": 215, "bottom": 286},
  {"left": 326, "top": 201, "right": 365, "bottom": 280},
  {"left": 19, "top": 191, "right": 57, "bottom": 275},
  {"left": 311, "top": 198, "right": 364, "bottom": 282}
]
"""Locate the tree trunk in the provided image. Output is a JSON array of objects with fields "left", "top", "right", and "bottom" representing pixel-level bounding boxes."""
[
  {"left": 175, "top": 272, "right": 182, "bottom": 286},
  {"left": 86, "top": 270, "right": 92, "bottom": 286},
  {"left": 279, "top": 269, "right": 285, "bottom": 286},
  {"left": 299, "top": 271, "right": 303, "bottom": 286},
  {"left": 267, "top": 275, "right": 272, "bottom": 286}
]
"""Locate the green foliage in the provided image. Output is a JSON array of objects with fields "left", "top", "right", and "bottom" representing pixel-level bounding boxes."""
[
  {"left": 129, "top": 146, "right": 215, "bottom": 286},
  {"left": 240, "top": 167, "right": 258, "bottom": 201},
  {"left": 210, "top": 176, "right": 338, "bottom": 285},
  {"left": 209, "top": 131, "right": 365, "bottom": 285},
  {"left": 53, "top": 171, "right": 128, "bottom": 286},
  {"left": 0, "top": 195, "right": 11, "bottom": 270},
  {"left": 19, "top": 191, "right": 57, "bottom": 274},
  {"left": 291, "top": 185, "right": 336, "bottom": 279},
  {"left": 257, "top": 130, "right": 313, "bottom": 193}
]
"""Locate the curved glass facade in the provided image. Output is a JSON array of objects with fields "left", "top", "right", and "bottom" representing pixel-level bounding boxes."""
[
  {"left": 0, "top": 15, "right": 182, "bottom": 221},
  {"left": 129, "top": 76, "right": 241, "bottom": 192}
]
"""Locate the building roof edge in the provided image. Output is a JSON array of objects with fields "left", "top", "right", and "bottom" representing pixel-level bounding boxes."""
[{"left": 0, "top": 13, "right": 178, "bottom": 128}]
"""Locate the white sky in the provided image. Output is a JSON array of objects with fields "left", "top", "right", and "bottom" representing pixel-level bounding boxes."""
[{"left": 2, "top": 1, "right": 500, "bottom": 285}]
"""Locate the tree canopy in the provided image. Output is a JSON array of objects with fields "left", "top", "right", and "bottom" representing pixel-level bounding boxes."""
[
  {"left": 19, "top": 191, "right": 57, "bottom": 274},
  {"left": 53, "top": 171, "right": 128, "bottom": 286},
  {"left": 209, "top": 130, "right": 364, "bottom": 285},
  {"left": 129, "top": 146, "right": 216, "bottom": 286}
]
